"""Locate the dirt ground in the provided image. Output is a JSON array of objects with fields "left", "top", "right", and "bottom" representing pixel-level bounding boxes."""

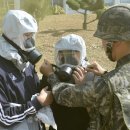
[{"left": 35, "top": 13, "right": 116, "bottom": 75}]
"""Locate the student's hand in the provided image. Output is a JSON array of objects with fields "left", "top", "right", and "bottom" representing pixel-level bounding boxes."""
[
  {"left": 40, "top": 59, "right": 54, "bottom": 77},
  {"left": 72, "top": 66, "right": 86, "bottom": 85},
  {"left": 37, "top": 87, "right": 53, "bottom": 106},
  {"left": 86, "top": 61, "right": 107, "bottom": 76}
]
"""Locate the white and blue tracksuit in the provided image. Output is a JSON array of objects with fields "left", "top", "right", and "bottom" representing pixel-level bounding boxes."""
[{"left": 0, "top": 56, "right": 43, "bottom": 128}]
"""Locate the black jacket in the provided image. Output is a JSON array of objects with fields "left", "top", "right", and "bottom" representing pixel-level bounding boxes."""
[{"left": 40, "top": 75, "right": 90, "bottom": 130}]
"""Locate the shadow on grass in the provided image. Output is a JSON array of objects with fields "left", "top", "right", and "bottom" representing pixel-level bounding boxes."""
[{"left": 39, "top": 28, "right": 94, "bottom": 37}]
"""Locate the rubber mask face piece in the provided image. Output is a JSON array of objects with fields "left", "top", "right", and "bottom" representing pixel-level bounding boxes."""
[
  {"left": 23, "top": 37, "right": 35, "bottom": 51},
  {"left": 21, "top": 34, "right": 42, "bottom": 64},
  {"left": 21, "top": 33, "right": 35, "bottom": 51}
]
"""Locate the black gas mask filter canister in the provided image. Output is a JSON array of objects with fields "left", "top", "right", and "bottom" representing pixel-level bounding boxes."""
[{"left": 52, "top": 64, "right": 76, "bottom": 82}]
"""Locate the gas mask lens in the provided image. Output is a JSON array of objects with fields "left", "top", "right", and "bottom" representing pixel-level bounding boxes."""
[
  {"left": 57, "top": 50, "right": 81, "bottom": 65},
  {"left": 23, "top": 38, "right": 35, "bottom": 51}
]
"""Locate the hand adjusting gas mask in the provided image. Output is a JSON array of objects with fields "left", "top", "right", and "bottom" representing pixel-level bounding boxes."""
[
  {"left": 2, "top": 34, "right": 42, "bottom": 65},
  {"left": 53, "top": 50, "right": 81, "bottom": 82}
]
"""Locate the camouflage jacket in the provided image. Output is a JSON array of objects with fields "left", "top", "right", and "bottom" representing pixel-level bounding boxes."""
[{"left": 48, "top": 54, "right": 130, "bottom": 130}]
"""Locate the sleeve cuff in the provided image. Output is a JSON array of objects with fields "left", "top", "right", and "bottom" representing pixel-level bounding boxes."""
[
  {"left": 31, "top": 96, "right": 43, "bottom": 111},
  {"left": 47, "top": 73, "right": 59, "bottom": 87}
]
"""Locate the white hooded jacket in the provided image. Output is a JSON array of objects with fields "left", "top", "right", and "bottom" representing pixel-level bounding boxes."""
[
  {"left": 0, "top": 10, "right": 38, "bottom": 71},
  {"left": 55, "top": 34, "right": 89, "bottom": 67}
]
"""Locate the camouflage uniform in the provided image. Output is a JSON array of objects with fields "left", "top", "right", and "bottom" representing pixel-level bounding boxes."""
[
  {"left": 47, "top": 54, "right": 130, "bottom": 130},
  {"left": 47, "top": 5, "right": 130, "bottom": 130}
]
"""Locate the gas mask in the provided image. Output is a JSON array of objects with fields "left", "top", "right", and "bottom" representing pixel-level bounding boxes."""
[
  {"left": 52, "top": 64, "right": 76, "bottom": 82},
  {"left": 2, "top": 34, "right": 42, "bottom": 64},
  {"left": 22, "top": 37, "right": 42, "bottom": 64},
  {"left": 54, "top": 50, "right": 81, "bottom": 82}
]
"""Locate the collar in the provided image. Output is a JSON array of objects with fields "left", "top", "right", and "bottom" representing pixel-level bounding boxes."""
[{"left": 116, "top": 54, "right": 130, "bottom": 68}]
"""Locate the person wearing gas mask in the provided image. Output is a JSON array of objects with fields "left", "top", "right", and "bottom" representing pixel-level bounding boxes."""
[
  {"left": 0, "top": 10, "right": 53, "bottom": 130},
  {"left": 39, "top": 5, "right": 130, "bottom": 130},
  {"left": 40, "top": 34, "right": 101, "bottom": 130}
]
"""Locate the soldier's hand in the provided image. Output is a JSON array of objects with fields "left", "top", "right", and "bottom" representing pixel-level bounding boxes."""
[
  {"left": 86, "top": 61, "right": 107, "bottom": 76},
  {"left": 72, "top": 66, "right": 86, "bottom": 85},
  {"left": 40, "top": 59, "right": 54, "bottom": 77},
  {"left": 37, "top": 88, "right": 53, "bottom": 106}
]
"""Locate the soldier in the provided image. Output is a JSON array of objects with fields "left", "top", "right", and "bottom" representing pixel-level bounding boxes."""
[{"left": 40, "top": 5, "right": 130, "bottom": 130}]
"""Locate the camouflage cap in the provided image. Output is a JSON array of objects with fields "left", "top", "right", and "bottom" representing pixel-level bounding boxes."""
[{"left": 94, "top": 5, "right": 130, "bottom": 41}]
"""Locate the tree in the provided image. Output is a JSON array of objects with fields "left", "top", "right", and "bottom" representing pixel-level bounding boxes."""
[
  {"left": 21, "top": 0, "right": 52, "bottom": 23},
  {"left": 66, "top": 0, "right": 106, "bottom": 30}
]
